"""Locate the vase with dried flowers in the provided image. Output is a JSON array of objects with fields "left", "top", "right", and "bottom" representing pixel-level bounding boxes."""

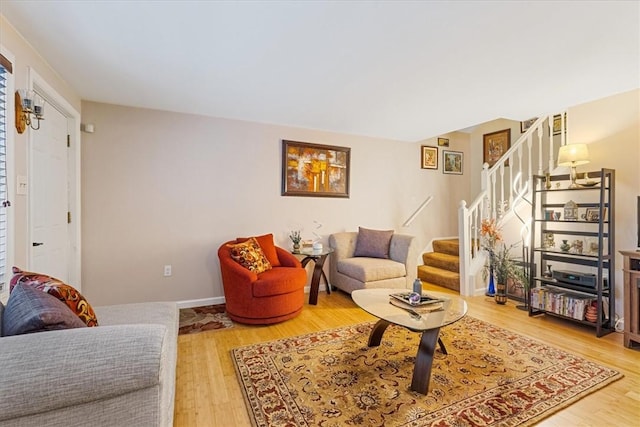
[
  {"left": 480, "top": 219, "right": 501, "bottom": 297},
  {"left": 480, "top": 219, "right": 526, "bottom": 303},
  {"left": 289, "top": 230, "right": 302, "bottom": 253}
]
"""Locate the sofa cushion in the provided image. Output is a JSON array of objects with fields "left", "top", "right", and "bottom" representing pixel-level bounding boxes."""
[
  {"left": 337, "top": 257, "right": 406, "bottom": 283},
  {"left": 3, "top": 283, "right": 87, "bottom": 336},
  {"left": 252, "top": 267, "right": 307, "bottom": 298},
  {"left": 228, "top": 237, "right": 272, "bottom": 274},
  {"left": 10, "top": 267, "right": 99, "bottom": 327},
  {"left": 237, "top": 233, "right": 281, "bottom": 267},
  {"left": 354, "top": 227, "right": 394, "bottom": 259}
]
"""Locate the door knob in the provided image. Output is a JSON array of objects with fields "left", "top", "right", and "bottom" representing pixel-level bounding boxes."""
[{"left": 32, "top": 242, "right": 44, "bottom": 246}]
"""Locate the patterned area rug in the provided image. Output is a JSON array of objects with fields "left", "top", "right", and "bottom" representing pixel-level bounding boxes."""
[
  {"left": 232, "top": 316, "right": 622, "bottom": 427},
  {"left": 178, "top": 304, "right": 233, "bottom": 335}
]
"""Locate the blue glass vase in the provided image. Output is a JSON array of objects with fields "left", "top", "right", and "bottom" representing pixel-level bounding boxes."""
[{"left": 486, "top": 265, "right": 496, "bottom": 297}]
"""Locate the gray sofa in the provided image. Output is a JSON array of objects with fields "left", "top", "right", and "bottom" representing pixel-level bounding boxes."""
[
  {"left": 0, "top": 301, "right": 178, "bottom": 427},
  {"left": 329, "top": 231, "right": 418, "bottom": 294}
]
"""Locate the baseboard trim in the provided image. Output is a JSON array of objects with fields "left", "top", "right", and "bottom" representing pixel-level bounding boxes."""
[
  {"left": 177, "top": 287, "right": 324, "bottom": 309},
  {"left": 177, "top": 296, "right": 226, "bottom": 309}
]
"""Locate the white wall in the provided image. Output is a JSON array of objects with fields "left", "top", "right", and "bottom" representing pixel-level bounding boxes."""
[
  {"left": 0, "top": 15, "right": 82, "bottom": 275},
  {"left": 80, "top": 102, "right": 471, "bottom": 305},
  {"left": 566, "top": 89, "right": 640, "bottom": 318}
]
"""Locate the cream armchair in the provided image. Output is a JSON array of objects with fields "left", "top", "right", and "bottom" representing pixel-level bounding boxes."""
[{"left": 328, "top": 231, "right": 418, "bottom": 294}]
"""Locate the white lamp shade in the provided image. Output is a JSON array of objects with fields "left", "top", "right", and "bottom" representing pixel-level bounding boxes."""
[{"left": 557, "top": 143, "right": 590, "bottom": 166}]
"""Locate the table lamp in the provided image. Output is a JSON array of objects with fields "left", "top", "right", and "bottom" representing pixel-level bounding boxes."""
[{"left": 557, "top": 144, "right": 590, "bottom": 188}]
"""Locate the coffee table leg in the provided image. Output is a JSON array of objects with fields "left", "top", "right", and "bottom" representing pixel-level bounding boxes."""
[
  {"left": 411, "top": 327, "right": 441, "bottom": 394},
  {"left": 368, "top": 319, "right": 390, "bottom": 347}
]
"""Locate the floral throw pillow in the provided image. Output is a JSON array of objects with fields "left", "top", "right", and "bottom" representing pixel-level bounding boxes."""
[
  {"left": 227, "top": 237, "right": 272, "bottom": 274},
  {"left": 10, "top": 267, "right": 99, "bottom": 327}
]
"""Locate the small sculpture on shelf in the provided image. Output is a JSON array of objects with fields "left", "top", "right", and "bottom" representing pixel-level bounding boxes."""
[
  {"left": 572, "top": 239, "right": 584, "bottom": 254},
  {"left": 543, "top": 232, "right": 555, "bottom": 249},
  {"left": 563, "top": 200, "right": 578, "bottom": 221},
  {"left": 560, "top": 239, "right": 571, "bottom": 252}
]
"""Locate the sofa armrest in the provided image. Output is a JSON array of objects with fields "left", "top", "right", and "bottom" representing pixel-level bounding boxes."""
[
  {"left": 390, "top": 233, "right": 419, "bottom": 287},
  {"left": 0, "top": 324, "right": 166, "bottom": 422},
  {"left": 329, "top": 232, "right": 358, "bottom": 261}
]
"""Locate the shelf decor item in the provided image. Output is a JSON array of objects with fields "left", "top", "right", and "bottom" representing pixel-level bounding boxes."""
[
  {"left": 557, "top": 143, "right": 590, "bottom": 188},
  {"left": 563, "top": 200, "right": 578, "bottom": 221},
  {"left": 560, "top": 239, "right": 571, "bottom": 252}
]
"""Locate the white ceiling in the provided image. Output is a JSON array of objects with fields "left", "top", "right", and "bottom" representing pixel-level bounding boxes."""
[{"left": 1, "top": 1, "right": 638, "bottom": 142}]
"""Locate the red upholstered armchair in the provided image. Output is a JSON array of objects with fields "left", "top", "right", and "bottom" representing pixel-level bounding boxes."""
[{"left": 218, "top": 234, "right": 307, "bottom": 324}]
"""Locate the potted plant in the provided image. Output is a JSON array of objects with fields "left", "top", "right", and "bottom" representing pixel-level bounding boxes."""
[
  {"left": 481, "top": 219, "right": 527, "bottom": 304},
  {"left": 490, "top": 243, "right": 527, "bottom": 304},
  {"left": 289, "top": 230, "right": 302, "bottom": 253}
]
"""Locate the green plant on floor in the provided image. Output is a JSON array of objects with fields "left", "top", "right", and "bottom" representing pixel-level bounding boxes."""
[
  {"left": 480, "top": 218, "right": 527, "bottom": 286},
  {"left": 488, "top": 242, "right": 527, "bottom": 286}
]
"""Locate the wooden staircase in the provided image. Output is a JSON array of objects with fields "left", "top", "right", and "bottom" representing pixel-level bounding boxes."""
[{"left": 417, "top": 238, "right": 460, "bottom": 292}]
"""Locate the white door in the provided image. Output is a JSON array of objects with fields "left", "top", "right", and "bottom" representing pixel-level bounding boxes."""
[{"left": 30, "top": 102, "right": 70, "bottom": 282}]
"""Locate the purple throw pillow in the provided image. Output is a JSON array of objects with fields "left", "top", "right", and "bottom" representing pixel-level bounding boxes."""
[{"left": 353, "top": 227, "right": 394, "bottom": 259}]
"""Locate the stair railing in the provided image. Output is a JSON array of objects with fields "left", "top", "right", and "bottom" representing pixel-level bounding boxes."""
[{"left": 458, "top": 111, "right": 568, "bottom": 296}]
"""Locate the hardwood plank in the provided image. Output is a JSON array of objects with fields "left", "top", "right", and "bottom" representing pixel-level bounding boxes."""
[{"left": 174, "top": 288, "right": 640, "bottom": 426}]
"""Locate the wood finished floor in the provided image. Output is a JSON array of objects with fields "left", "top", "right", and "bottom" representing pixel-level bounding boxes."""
[{"left": 174, "top": 285, "right": 640, "bottom": 426}]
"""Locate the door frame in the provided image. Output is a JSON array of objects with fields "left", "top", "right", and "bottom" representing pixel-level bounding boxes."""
[{"left": 27, "top": 68, "right": 81, "bottom": 288}]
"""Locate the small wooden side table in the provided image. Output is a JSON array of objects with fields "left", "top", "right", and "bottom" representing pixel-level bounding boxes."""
[
  {"left": 296, "top": 248, "right": 333, "bottom": 305},
  {"left": 620, "top": 250, "right": 640, "bottom": 348}
]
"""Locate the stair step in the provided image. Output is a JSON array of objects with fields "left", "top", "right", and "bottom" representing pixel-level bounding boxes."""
[
  {"left": 422, "top": 252, "right": 459, "bottom": 273},
  {"left": 432, "top": 239, "right": 459, "bottom": 256},
  {"left": 417, "top": 265, "right": 460, "bottom": 292}
]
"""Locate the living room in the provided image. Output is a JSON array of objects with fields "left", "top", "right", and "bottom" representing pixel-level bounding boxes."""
[{"left": 1, "top": 2, "right": 639, "bottom": 426}]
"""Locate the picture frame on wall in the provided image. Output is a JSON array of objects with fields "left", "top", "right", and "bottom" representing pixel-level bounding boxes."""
[
  {"left": 281, "top": 140, "right": 350, "bottom": 198},
  {"left": 421, "top": 146, "right": 438, "bottom": 169},
  {"left": 520, "top": 117, "right": 538, "bottom": 133},
  {"left": 483, "top": 128, "right": 511, "bottom": 167},
  {"left": 437, "top": 137, "right": 449, "bottom": 147},
  {"left": 442, "top": 150, "right": 463, "bottom": 175},
  {"left": 553, "top": 113, "right": 567, "bottom": 135}
]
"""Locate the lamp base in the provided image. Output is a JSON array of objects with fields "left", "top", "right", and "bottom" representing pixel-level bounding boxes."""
[{"left": 568, "top": 165, "right": 579, "bottom": 188}]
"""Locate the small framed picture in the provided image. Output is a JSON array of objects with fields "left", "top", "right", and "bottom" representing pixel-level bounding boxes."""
[
  {"left": 520, "top": 117, "right": 538, "bottom": 133},
  {"left": 483, "top": 129, "right": 511, "bottom": 167},
  {"left": 585, "top": 207, "right": 605, "bottom": 222},
  {"left": 437, "top": 137, "right": 449, "bottom": 147},
  {"left": 442, "top": 150, "right": 463, "bottom": 175},
  {"left": 421, "top": 146, "right": 438, "bottom": 169},
  {"left": 585, "top": 237, "right": 600, "bottom": 255},
  {"left": 553, "top": 113, "right": 567, "bottom": 136}
]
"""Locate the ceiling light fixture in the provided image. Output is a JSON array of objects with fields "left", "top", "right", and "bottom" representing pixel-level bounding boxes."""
[{"left": 15, "top": 89, "right": 45, "bottom": 133}]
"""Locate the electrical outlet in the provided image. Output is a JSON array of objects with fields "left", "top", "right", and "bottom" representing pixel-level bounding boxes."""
[{"left": 163, "top": 265, "right": 172, "bottom": 277}]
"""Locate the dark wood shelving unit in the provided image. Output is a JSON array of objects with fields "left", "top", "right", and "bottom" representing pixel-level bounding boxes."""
[{"left": 528, "top": 169, "right": 615, "bottom": 337}]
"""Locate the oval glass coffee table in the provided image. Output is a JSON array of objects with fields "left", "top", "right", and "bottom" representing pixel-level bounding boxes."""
[{"left": 351, "top": 288, "right": 467, "bottom": 394}]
